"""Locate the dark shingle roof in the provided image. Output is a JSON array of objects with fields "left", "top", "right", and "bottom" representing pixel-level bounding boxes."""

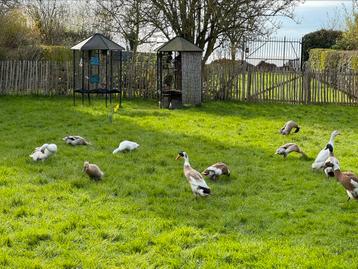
[
  {"left": 71, "top": 33, "right": 124, "bottom": 51},
  {"left": 156, "top": 37, "right": 203, "bottom": 52}
]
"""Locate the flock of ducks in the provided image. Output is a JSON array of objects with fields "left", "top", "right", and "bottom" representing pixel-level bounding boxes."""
[
  {"left": 29, "top": 120, "right": 357, "bottom": 202},
  {"left": 29, "top": 138, "right": 140, "bottom": 180},
  {"left": 176, "top": 120, "right": 357, "bottom": 201},
  {"left": 275, "top": 121, "right": 357, "bottom": 201}
]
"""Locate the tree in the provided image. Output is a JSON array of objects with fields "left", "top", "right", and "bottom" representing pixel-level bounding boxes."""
[
  {"left": 335, "top": 1, "right": 358, "bottom": 50},
  {"left": 147, "top": 0, "right": 302, "bottom": 63},
  {"left": 0, "top": 8, "right": 41, "bottom": 60},
  {"left": 0, "top": 8, "right": 38, "bottom": 49},
  {"left": 302, "top": 29, "right": 342, "bottom": 62},
  {"left": 0, "top": 0, "right": 20, "bottom": 14},
  {"left": 25, "top": 0, "right": 69, "bottom": 45},
  {"left": 95, "top": 0, "right": 157, "bottom": 53},
  {"left": 336, "top": 14, "right": 358, "bottom": 50}
]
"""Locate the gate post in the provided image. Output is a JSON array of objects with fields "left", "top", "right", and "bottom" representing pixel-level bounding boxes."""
[{"left": 303, "top": 67, "right": 311, "bottom": 104}]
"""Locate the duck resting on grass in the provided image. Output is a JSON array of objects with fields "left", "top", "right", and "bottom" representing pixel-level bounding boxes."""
[
  {"left": 176, "top": 151, "right": 211, "bottom": 197},
  {"left": 29, "top": 143, "right": 57, "bottom": 161},
  {"left": 275, "top": 143, "right": 307, "bottom": 158},
  {"left": 202, "top": 162, "right": 230, "bottom": 181},
  {"left": 113, "top": 140, "right": 139, "bottom": 154},
  {"left": 279, "top": 120, "right": 300, "bottom": 135},
  {"left": 63, "top": 136, "right": 90, "bottom": 146},
  {"left": 312, "top": 130, "right": 340, "bottom": 170},
  {"left": 324, "top": 156, "right": 358, "bottom": 201},
  {"left": 83, "top": 161, "right": 104, "bottom": 181}
]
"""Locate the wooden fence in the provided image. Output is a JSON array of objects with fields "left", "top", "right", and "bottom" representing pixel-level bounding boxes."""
[
  {"left": 0, "top": 60, "right": 357, "bottom": 105},
  {"left": 0, "top": 60, "right": 73, "bottom": 95},
  {"left": 203, "top": 63, "right": 358, "bottom": 105}
]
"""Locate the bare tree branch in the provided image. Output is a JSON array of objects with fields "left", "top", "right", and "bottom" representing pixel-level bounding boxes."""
[{"left": 150, "top": 0, "right": 303, "bottom": 63}]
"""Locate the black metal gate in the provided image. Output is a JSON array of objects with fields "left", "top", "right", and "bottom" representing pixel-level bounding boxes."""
[{"left": 243, "top": 37, "right": 303, "bottom": 71}]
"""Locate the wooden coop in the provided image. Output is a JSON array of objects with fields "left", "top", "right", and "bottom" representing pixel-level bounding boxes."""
[
  {"left": 156, "top": 37, "right": 203, "bottom": 108},
  {"left": 71, "top": 33, "right": 125, "bottom": 106}
]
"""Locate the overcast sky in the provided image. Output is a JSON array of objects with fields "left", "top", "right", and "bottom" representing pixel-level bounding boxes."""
[{"left": 275, "top": 0, "right": 354, "bottom": 38}]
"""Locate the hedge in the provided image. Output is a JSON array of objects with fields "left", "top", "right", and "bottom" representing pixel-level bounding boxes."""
[
  {"left": 302, "top": 29, "right": 342, "bottom": 62},
  {"left": 309, "top": 48, "right": 358, "bottom": 72},
  {"left": 40, "top": 45, "right": 72, "bottom": 62},
  {"left": 0, "top": 45, "right": 72, "bottom": 61}
]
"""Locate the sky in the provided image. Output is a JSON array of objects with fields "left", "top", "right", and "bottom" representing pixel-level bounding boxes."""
[
  {"left": 275, "top": 0, "right": 354, "bottom": 38},
  {"left": 141, "top": 0, "right": 355, "bottom": 57},
  {"left": 212, "top": 1, "right": 356, "bottom": 65}
]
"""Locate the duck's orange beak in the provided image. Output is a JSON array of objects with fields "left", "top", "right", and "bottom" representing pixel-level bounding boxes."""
[{"left": 175, "top": 154, "right": 181, "bottom": 160}]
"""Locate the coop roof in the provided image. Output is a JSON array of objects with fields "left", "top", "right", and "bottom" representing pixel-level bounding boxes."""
[
  {"left": 156, "top": 37, "right": 203, "bottom": 52},
  {"left": 71, "top": 33, "right": 124, "bottom": 51}
]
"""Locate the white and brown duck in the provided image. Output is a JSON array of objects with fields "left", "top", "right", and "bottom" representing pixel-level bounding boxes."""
[
  {"left": 63, "top": 136, "right": 90, "bottom": 146},
  {"left": 279, "top": 120, "right": 300, "bottom": 135},
  {"left": 275, "top": 143, "right": 307, "bottom": 158},
  {"left": 83, "top": 161, "right": 104, "bottom": 181},
  {"left": 324, "top": 156, "right": 358, "bottom": 201},
  {"left": 176, "top": 151, "right": 211, "bottom": 197},
  {"left": 202, "top": 162, "right": 230, "bottom": 180}
]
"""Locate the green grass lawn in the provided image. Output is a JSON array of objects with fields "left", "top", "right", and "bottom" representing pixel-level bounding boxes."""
[{"left": 0, "top": 96, "right": 358, "bottom": 268}]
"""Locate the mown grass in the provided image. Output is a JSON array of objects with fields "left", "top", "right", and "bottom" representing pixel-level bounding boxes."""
[{"left": 0, "top": 96, "right": 357, "bottom": 268}]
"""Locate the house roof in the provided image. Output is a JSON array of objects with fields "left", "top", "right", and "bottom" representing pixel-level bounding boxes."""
[
  {"left": 156, "top": 37, "right": 203, "bottom": 52},
  {"left": 71, "top": 33, "right": 125, "bottom": 51}
]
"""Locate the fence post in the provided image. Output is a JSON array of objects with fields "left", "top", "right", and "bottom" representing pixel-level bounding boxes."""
[
  {"left": 303, "top": 67, "right": 311, "bottom": 104},
  {"left": 246, "top": 67, "right": 252, "bottom": 101}
]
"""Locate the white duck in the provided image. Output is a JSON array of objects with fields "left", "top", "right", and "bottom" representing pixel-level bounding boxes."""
[
  {"left": 63, "top": 136, "right": 90, "bottom": 146},
  {"left": 312, "top": 130, "right": 340, "bottom": 170},
  {"left": 112, "top": 140, "right": 139, "bottom": 154},
  {"left": 176, "top": 151, "right": 211, "bottom": 197},
  {"left": 30, "top": 143, "right": 57, "bottom": 161}
]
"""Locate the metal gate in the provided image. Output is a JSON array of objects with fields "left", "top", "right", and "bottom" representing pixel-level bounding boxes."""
[{"left": 243, "top": 37, "right": 303, "bottom": 71}]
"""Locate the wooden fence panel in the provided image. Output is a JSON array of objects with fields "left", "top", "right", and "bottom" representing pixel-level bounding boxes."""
[{"left": 0, "top": 60, "right": 358, "bottom": 105}]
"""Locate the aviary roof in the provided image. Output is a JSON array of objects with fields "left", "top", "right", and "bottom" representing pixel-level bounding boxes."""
[
  {"left": 71, "top": 33, "right": 124, "bottom": 51},
  {"left": 156, "top": 37, "right": 203, "bottom": 52}
]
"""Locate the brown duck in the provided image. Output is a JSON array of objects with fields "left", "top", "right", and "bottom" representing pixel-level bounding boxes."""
[
  {"left": 324, "top": 156, "right": 358, "bottom": 201},
  {"left": 280, "top": 120, "right": 300, "bottom": 135},
  {"left": 83, "top": 161, "right": 104, "bottom": 181},
  {"left": 275, "top": 143, "right": 307, "bottom": 158}
]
